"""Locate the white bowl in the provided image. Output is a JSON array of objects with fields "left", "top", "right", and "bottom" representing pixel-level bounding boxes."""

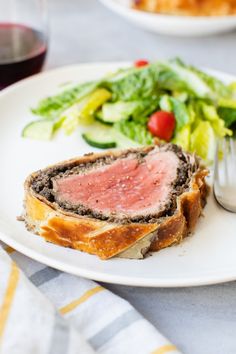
[{"left": 99, "top": 0, "right": 236, "bottom": 36}]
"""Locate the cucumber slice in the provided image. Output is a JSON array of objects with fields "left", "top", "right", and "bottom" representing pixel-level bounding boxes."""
[
  {"left": 22, "top": 120, "right": 54, "bottom": 141},
  {"left": 101, "top": 102, "right": 139, "bottom": 123},
  {"left": 82, "top": 123, "right": 117, "bottom": 149},
  {"left": 95, "top": 110, "right": 113, "bottom": 125}
]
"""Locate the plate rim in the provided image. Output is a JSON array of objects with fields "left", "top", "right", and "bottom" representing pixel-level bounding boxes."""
[
  {"left": 1, "top": 62, "right": 236, "bottom": 288},
  {"left": 1, "top": 230, "right": 236, "bottom": 288}
]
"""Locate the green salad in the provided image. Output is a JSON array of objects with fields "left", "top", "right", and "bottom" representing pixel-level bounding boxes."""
[{"left": 22, "top": 58, "right": 236, "bottom": 162}]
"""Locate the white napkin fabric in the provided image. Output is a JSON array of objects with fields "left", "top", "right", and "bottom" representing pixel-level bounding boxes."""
[{"left": 0, "top": 242, "right": 182, "bottom": 354}]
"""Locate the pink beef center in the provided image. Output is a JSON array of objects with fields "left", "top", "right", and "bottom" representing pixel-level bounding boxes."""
[{"left": 53, "top": 150, "right": 179, "bottom": 216}]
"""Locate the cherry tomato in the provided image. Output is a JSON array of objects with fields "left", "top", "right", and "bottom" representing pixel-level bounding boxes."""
[
  {"left": 134, "top": 59, "right": 149, "bottom": 68},
  {"left": 147, "top": 111, "right": 176, "bottom": 142}
]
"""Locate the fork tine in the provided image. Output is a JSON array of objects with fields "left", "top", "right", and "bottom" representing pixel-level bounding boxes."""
[
  {"left": 230, "top": 138, "right": 235, "bottom": 158},
  {"left": 214, "top": 138, "right": 236, "bottom": 213},
  {"left": 229, "top": 138, "right": 236, "bottom": 178},
  {"left": 214, "top": 139, "right": 220, "bottom": 182},
  {"left": 222, "top": 138, "right": 229, "bottom": 183}
]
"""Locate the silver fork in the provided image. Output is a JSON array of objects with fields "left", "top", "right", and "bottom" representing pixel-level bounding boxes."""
[{"left": 214, "top": 138, "right": 236, "bottom": 213}]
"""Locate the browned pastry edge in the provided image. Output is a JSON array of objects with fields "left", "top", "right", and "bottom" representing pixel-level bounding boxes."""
[
  {"left": 150, "top": 168, "right": 209, "bottom": 251},
  {"left": 22, "top": 149, "right": 209, "bottom": 260}
]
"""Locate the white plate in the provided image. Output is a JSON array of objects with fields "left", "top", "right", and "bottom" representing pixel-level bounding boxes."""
[
  {"left": 99, "top": 0, "right": 236, "bottom": 36},
  {"left": 0, "top": 62, "right": 236, "bottom": 288}
]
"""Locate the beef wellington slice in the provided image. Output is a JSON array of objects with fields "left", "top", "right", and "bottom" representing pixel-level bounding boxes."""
[{"left": 21, "top": 144, "right": 209, "bottom": 259}]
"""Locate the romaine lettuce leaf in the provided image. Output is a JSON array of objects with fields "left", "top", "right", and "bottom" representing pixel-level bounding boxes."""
[
  {"left": 171, "top": 58, "right": 232, "bottom": 99},
  {"left": 157, "top": 69, "right": 189, "bottom": 93},
  {"left": 102, "top": 96, "right": 159, "bottom": 123},
  {"left": 159, "top": 95, "right": 191, "bottom": 131},
  {"left": 61, "top": 88, "right": 111, "bottom": 135},
  {"left": 114, "top": 120, "right": 153, "bottom": 146},
  {"left": 201, "top": 103, "right": 232, "bottom": 137},
  {"left": 229, "top": 82, "right": 236, "bottom": 98},
  {"left": 172, "top": 125, "right": 190, "bottom": 151},
  {"left": 159, "top": 61, "right": 212, "bottom": 98},
  {"left": 218, "top": 107, "right": 236, "bottom": 128},
  {"left": 32, "top": 81, "right": 99, "bottom": 120},
  {"left": 217, "top": 98, "right": 236, "bottom": 128},
  {"left": 104, "top": 64, "right": 162, "bottom": 101},
  {"left": 190, "top": 121, "right": 216, "bottom": 161},
  {"left": 170, "top": 97, "right": 191, "bottom": 131},
  {"left": 159, "top": 95, "right": 172, "bottom": 112},
  {"left": 188, "top": 67, "right": 231, "bottom": 99},
  {"left": 219, "top": 98, "right": 236, "bottom": 109},
  {"left": 173, "top": 91, "right": 188, "bottom": 102}
]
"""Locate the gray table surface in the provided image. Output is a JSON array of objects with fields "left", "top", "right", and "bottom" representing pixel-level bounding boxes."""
[{"left": 47, "top": 1, "right": 236, "bottom": 353}]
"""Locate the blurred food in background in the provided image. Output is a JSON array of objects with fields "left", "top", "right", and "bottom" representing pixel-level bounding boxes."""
[{"left": 133, "top": 0, "right": 236, "bottom": 15}]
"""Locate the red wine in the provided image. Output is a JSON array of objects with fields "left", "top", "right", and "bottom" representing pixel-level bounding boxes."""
[{"left": 0, "top": 23, "right": 47, "bottom": 89}]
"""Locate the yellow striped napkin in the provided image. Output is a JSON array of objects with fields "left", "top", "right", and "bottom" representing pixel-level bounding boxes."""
[{"left": 0, "top": 243, "right": 182, "bottom": 354}]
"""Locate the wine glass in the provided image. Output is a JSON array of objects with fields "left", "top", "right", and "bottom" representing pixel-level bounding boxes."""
[{"left": 0, "top": 0, "right": 48, "bottom": 89}]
